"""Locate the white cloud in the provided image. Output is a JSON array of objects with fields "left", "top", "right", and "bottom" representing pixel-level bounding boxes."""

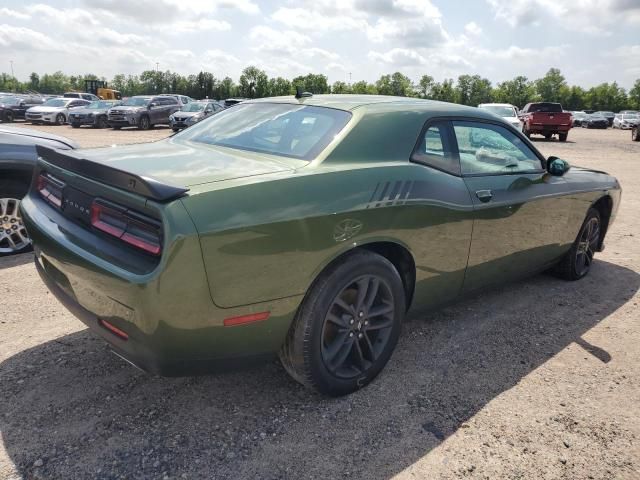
[
  {"left": 249, "top": 26, "right": 311, "bottom": 55},
  {"left": 170, "top": 18, "right": 232, "bottom": 33},
  {"left": 271, "top": 6, "right": 368, "bottom": 32},
  {"left": 368, "top": 48, "right": 428, "bottom": 66},
  {"left": 0, "top": 7, "right": 30, "bottom": 20},
  {"left": 0, "top": 24, "right": 66, "bottom": 52},
  {"left": 464, "top": 21, "right": 482, "bottom": 36}
]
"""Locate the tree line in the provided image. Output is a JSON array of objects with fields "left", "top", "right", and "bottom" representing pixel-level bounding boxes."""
[{"left": 1, "top": 67, "right": 639, "bottom": 112}]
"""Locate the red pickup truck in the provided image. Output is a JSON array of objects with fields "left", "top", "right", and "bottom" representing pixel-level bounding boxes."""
[{"left": 519, "top": 102, "right": 573, "bottom": 142}]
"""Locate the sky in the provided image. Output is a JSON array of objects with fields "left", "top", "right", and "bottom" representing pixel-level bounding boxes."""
[{"left": 1, "top": 0, "right": 639, "bottom": 89}]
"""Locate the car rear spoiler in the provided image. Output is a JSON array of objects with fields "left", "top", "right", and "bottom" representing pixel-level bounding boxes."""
[{"left": 35, "top": 145, "right": 189, "bottom": 202}]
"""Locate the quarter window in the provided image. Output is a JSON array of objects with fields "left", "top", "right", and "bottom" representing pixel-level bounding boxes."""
[
  {"left": 453, "top": 121, "right": 543, "bottom": 175},
  {"left": 411, "top": 121, "right": 459, "bottom": 175}
]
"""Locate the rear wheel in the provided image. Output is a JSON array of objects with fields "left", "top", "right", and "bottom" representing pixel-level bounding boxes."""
[
  {"left": 280, "top": 250, "right": 405, "bottom": 396},
  {"left": 0, "top": 180, "right": 31, "bottom": 256},
  {"left": 522, "top": 125, "right": 531, "bottom": 139},
  {"left": 139, "top": 115, "right": 150, "bottom": 130},
  {"left": 632, "top": 127, "right": 639, "bottom": 141},
  {"left": 97, "top": 116, "right": 108, "bottom": 129},
  {"left": 553, "top": 208, "right": 601, "bottom": 281},
  {"left": 55, "top": 113, "right": 66, "bottom": 126},
  {"left": 559, "top": 133, "right": 568, "bottom": 142}
]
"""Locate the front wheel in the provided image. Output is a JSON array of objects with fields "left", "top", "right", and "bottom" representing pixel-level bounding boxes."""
[
  {"left": 553, "top": 208, "right": 601, "bottom": 281},
  {"left": 3, "top": 111, "right": 14, "bottom": 123},
  {"left": 632, "top": 127, "right": 639, "bottom": 141},
  {"left": 280, "top": 250, "right": 405, "bottom": 396},
  {"left": 138, "top": 115, "right": 150, "bottom": 130},
  {"left": 0, "top": 180, "right": 31, "bottom": 256},
  {"left": 55, "top": 113, "right": 66, "bottom": 125},
  {"left": 96, "top": 116, "right": 108, "bottom": 129}
]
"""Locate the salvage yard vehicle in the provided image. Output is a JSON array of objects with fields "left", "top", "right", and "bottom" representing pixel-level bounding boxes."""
[
  {"left": 169, "top": 100, "right": 223, "bottom": 131},
  {"left": 571, "top": 111, "right": 587, "bottom": 126},
  {"left": 64, "top": 92, "right": 100, "bottom": 101},
  {"left": 519, "top": 102, "right": 573, "bottom": 141},
  {"left": 477, "top": 103, "right": 521, "bottom": 129},
  {"left": 613, "top": 113, "right": 639, "bottom": 129},
  {"left": 25, "top": 98, "right": 91, "bottom": 125},
  {"left": 594, "top": 111, "right": 615, "bottom": 127},
  {"left": 21, "top": 95, "right": 620, "bottom": 396},
  {"left": 69, "top": 100, "right": 121, "bottom": 129},
  {"left": 0, "top": 95, "right": 45, "bottom": 123},
  {"left": 581, "top": 113, "right": 609, "bottom": 129},
  {"left": 0, "top": 126, "right": 77, "bottom": 255},
  {"left": 108, "top": 95, "right": 180, "bottom": 130}
]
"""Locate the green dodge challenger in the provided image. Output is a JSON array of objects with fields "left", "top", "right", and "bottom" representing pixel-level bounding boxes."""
[{"left": 21, "top": 95, "right": 620, "bottom": 396}]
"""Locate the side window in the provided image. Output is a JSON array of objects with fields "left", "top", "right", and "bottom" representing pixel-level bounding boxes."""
[
  {"left": 411, "top": 121, "right": 459, "bottom": 175},
  {"left": 453, "top": 121, "right": 543, "bottom": 175}
]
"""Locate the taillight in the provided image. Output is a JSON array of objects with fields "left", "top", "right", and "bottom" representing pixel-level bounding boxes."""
[
  {"left": 37, "top": 174, "right": 63, "bottom": 208},
  {"left": 90, "top": 200, "right": 162, "bottom": 256}
]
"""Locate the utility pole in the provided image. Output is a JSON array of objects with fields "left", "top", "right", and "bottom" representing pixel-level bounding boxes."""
[
  {"left": 155, "top": 62, "right": 159, "bottom": 72},
  {"left": 349, "top": 72, "right": 352, "bottom": 84},
  {"left": 10, "top": 60, "right": 14, "bottom": 77}
]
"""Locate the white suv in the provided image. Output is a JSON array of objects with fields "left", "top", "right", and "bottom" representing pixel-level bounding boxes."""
[{"left": 478, "top": 103, "right": 521, "bottom": 129}]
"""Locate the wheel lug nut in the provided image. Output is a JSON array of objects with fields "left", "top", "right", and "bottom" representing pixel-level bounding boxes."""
[
  {"left": 358, "top": 333, "right": 363, "bottom": 339},
  {"left": 364, "top": 321, "right": 369, "bottom": 326},
  {"left": 358, "top": 312, "right": 364, "bottom": 318},
  {"left": 349, "top": 318, "right": 354, "bottom": 325},
  {"left": 349, "top": 332, "right": 354, "bottom": 337}
]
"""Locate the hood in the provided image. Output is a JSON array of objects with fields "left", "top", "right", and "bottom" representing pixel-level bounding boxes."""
[
  {"left": 70, "top": 107, "right": 108, "bottom": 115},
  {"left": 110, "top": 105, "right": 145, "bottom": 112},
  {"left": 28, "top": 106, "right": 67, "bottom": 113},
  {"left": 74, "top": 138, "right": 300, "bottom": 187},
  {"left": 173, "top": 111, "right": 202, "bottom": 118}
]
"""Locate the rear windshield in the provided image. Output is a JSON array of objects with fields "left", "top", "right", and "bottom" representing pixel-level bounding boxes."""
[
  {"left": 177, "top": 103, "right": 352, "bottom": 160},
  {"left": 182, "top": 103, "right": 205, "bottom": 112},
  {"left": 528, "top": 103, "right": 562, "bottom": 113}
]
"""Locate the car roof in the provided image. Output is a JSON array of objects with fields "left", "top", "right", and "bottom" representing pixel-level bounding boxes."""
[
  {"left": 478, "top": 103, "right": 515, "bottom": 107},
  {"left": 245, "top": 94, "right": 496, "bottom": 119},
  {"left": 0, "top": 126, "right": 78, "bottom": 148}
]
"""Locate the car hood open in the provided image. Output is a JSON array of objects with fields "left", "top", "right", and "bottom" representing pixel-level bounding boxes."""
[{"left": 71, "top": 138, "right": 301, "bottom": 188}]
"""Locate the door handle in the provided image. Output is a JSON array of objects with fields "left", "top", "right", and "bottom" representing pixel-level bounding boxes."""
[{"left": 475, "top": 189, "right": 493, "bottom": 202}]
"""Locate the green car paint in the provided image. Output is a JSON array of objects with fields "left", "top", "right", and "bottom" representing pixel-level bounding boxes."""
[{"left": 20, "top": 95, "right": 621, "bottom": 375}]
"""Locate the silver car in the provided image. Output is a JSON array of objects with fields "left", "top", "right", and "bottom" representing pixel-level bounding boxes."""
[
  {"left": 25, "top": 98, "right": 90, "bottom": 125},
  {"left": 613, "top": 113, "right": 639, "bottom": 130},
  {"left": 169, "top": 100, "right": 223, "bottom": 131}
]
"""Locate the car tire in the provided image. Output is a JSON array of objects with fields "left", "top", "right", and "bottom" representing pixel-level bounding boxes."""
[
  {"left": 70, "top": 123, "right": 80, "bottom": 128},
  {"left": 172, "top": 128, "right": 180, "bottom": 132},
  {"left": 111, "top": 125, "right": 121, "bottom": 130},
  {"left": 0, "top": 179, "right": 32, "bottom": 257},
  {"left": 558, "top": 133, "right": 568, "bottom": 142},
  {"left": 279, "top": 250, "right": 406, "bottom": 396},
  {"left": 4, "top": 111, "right": 14, "bottom": 123},
  {"left": 97, "top": 116, "right": 108, "bottom": 129},
  {"left": 139, "top": 115, "right": 151, "bottom": 130},
  {"left": 544, "top": 133, "right": 552, "bottom": 140},
  {"left": 55, "top": 113, "right": 66, "bottom": 126},
  {"left": 633, "top": 127, "right": 639, "bottom": 142},
  {"left": 522, "top": 125, "right": 531, "bottom": 139},
  {"left": 552, "top": 208, "right": 601, "bottom": 281}
]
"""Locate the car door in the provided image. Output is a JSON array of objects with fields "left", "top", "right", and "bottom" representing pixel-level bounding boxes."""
[
  {"left": 406, "top": 120, "right": 475, "bottom": 309},
  {"left": 452, "top": 119, "right": 573, "bottom": 291}
]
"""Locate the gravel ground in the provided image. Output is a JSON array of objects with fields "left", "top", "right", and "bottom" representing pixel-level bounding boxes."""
[{"left": 1, "top": 125, "right": 639, "bottom": 480}]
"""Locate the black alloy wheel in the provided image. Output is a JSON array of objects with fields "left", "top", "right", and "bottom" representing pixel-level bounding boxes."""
[
  {"left": 55, "top": 113, "right": 65, "bottom": 125},
  {"left": 553, "top": 208, "right": 601, "bottom": 281},
  {"left": 139, "top": 115, "right": 151, "bottom": 130}
]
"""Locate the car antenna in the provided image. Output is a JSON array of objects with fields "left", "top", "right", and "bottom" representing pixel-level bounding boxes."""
[{"left": 295, "top": 86, "right": 313, "bottom": 99}]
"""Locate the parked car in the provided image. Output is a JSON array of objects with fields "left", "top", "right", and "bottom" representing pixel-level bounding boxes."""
[
  {"left": 0, "top": 94, "right": 45, "bottom": 122},
  {"left": 107, "top": 95, "right": 180, "bottom": 130},
  {"left": 22, "top": 95, "right": 620, "bottom": 396},
  {"left": 612, "top": 113, "right": 639, "bottom": 129},
  {"left": 169, "top": 100, "right": 224, "bottom": 131},
  {"left": 477, "top": 103, "right": 521, "bottom": 129},
  {"left": 0, "top": 126, "right": 77, "bottom": 255},
  {"left": 581, "top": 113, "right": 609, "bottom": 129},
  {"left": 25, "top": 98, "right": 91, "bottom": 125},
  {"left": 63, "top": 92, "right": 100, "bottom": 101},
  {"left": 69, "top": 100, "right": 122, "bottom": 128},
  {"left": 519, "top": 102, "right": 573, "bottom": 141},
  {"left": 158, "top": 94, "right": 194, "bottom": 106},
  {"left": 619, "top": 110, "right": 638, "bottom": 115},
  {"left": 594, "top": 111, "right": 615, "bottom": 127},
  {"left": 571, "top": 111, "right": 588, "bottom": 126}
]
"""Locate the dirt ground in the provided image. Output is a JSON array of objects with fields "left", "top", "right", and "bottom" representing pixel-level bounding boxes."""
[{"left": 1, "top": 125, "right": 639, "bottom": 480}]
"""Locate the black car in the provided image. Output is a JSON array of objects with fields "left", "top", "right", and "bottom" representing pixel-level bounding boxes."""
[
  {"left": 581, "top": 114, "right": 609, "bottom": 129},
  {"left": 594, "top": 111, "right": 615, "bottom": 127},
  {"left": 0, "top": 126, "right": 77, "bottom": 255},
  {"left": 0, "top": 95, "right": 45, "bottom": 123},
  {"left": 69, "top": 100, "right": 122, "bottom": 128},
  {"left": 169, "top": 100, "right": 224, "bottom": 131}
]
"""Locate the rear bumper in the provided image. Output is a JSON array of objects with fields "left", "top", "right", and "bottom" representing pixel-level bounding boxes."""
[
  {"left": 527, "top": 124, "right": 572, "bottom": 134},
  {"left": 21, "top": 192, "right": 300, "bottom": 376}
]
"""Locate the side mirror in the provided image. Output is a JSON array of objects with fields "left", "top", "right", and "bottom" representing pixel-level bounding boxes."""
[
  {"left": 547, "top": 156, "right": 570, "bottom": 176},
  {"left": 148, "top": 102, "right": 157, "bottom": 108}
]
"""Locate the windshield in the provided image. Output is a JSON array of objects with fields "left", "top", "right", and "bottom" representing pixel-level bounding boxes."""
[
  {"left": 181, "top": 103, "right": 205, "bottom": 112},
  {"left": 122, "top": 97, "right": 150, "bottom": 107},
  {"left": 596, "top": 111, "right": 614, "bottom": 116},
  {"left": 528, "top": 103, "right": 562, "bottom": 113},
  {"left": 480, "top": 105, "right": 516, "bottom": 117},
  {"left": 177, "top": 103, "right": 352, "bottom": 160},
  {"left": 87, "top": 100, "right": 118, "bottom": 109},
  {"left": 623, "top": 114, "right": 638, "bottom": 119},
  {"left": 0, "top": 96, "right": 19, "bottom": 105},
  {"left": 43, "top": 98, "right": 70, "bottom": 107}
]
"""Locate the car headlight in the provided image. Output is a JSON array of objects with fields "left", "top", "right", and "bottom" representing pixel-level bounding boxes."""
[{"left": 188, "top": 115, "right": 202, "bottom": 122}]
